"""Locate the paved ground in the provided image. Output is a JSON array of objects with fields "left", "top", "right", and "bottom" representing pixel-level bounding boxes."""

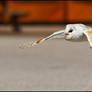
[{"left": 0, "top": 25, "right": 92, "bottom": 91}]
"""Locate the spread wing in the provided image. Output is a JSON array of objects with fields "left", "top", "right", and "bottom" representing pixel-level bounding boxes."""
[
  {"left": 19, "top": 30, "right": 65, "bottom": 49},
  {"left": 84, "top": 26, "right": 92, "bottom": 48}
]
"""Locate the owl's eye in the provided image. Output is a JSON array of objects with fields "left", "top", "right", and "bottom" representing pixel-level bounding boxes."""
[{"left": 69, "top": 29, "right": 73, "bottom": 33}]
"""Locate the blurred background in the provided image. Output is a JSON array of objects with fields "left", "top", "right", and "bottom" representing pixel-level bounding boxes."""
[
  {"left": 1, "top": 0, "right": 92, "bottom": 32},
  {"left": 1, "top": 0, "right": 92, "bottom": 91}
]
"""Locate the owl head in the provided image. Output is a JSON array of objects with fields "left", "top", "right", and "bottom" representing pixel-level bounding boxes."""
[{"left": 64, "top": 24, "right": 86, "bottom": 41}]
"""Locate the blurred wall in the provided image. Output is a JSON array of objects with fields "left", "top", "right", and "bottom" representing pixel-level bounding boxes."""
[
  {"left": 8, "top": 1, "right": 65, "bottom": 23},
  {"left": 67, "top": 1, "right": 92, "bottom": 22},
  {"left": 0, "top": 0, "right": 92, "bottom": 23}
]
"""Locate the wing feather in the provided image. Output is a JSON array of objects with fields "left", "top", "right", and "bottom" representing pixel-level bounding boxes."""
[
  {"left": 19, "top": 30, "right": 65, "bottom": 49},
  {"left": 84, "top": 26, "right": 92, "bottom": 47}
]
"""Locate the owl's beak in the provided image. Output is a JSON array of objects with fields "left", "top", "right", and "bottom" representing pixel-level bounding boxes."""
[
  {"left": 64, "top": 32, "right": 69, "bottom": 39},
  {"left": 65, "top": 33, "right": 69, "bottom": 35},
  {"left": 65, "top": 32, "right": 69, "bottom": 35}
]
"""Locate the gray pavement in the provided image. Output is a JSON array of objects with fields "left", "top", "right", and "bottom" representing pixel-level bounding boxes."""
[{"left": 0, "top": 25, "right": 92, "bottom": 90}]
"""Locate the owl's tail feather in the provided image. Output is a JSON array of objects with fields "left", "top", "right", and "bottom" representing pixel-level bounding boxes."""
[{"left": 19, "top": 30, "right": 64, "bottom": 49}]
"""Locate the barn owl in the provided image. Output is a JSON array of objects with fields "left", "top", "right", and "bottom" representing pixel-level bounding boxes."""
[{"left": 19, "top": 24, "right": 92, "bottom": 48}]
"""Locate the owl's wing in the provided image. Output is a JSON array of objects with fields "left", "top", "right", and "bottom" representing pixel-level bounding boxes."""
[
  {"left": 84, "top": 26, "right": 92, "bottom": 48},
  {"left": 19, "top": 30, "right": 65, "bottom": 49}
]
